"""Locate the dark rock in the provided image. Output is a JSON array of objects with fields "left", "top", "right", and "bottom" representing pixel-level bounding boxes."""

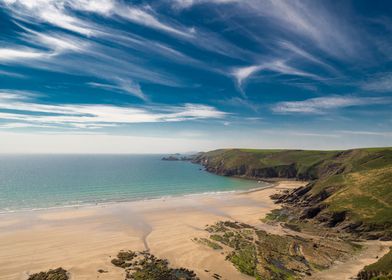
[
  {"left": 162, "top": 156, "right": 180, "bottom": 161},
  {"left": 317, "top": 211, "right": 347, "bottom": 227},
  {"left": 300, "top": 205, "right": 325, "bottom": 219},
  {"left": 111, "top": 250, "right": 199, "bottom": 280},
  {"left": 27, "top": 267, "right": 68, "bottom": 280}
]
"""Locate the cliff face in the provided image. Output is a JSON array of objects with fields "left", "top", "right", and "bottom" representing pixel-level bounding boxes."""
[
  {"left": 192, "top": 148, "right": 392, "bottom": 240},
  {"left": 192, "top": 149, "right": 340, "bottom": 180},
  {"left": 200, "top": 161, "right": 300, "bottom": 179}
]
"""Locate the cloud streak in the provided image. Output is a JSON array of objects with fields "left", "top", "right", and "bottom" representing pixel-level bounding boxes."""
[
  {"left": 232, "top": 60, "right": 322, "bottom": 90},
  {"left": 272, "top": 96, "right": 389, "bottom": 114},
  {"left": 361, "top": 73, "right": 392, "bottom": 93},
  {"left": 0, "top": 91, "right": 227, "bottom": 129}
]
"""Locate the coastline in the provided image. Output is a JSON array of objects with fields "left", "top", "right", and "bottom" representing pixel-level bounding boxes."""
[
  {"left": 0, "top": 180, "right": 389, "bottom": 280},
  {"left": 0, "top": 180, "right": 270, "bottom": 215}
]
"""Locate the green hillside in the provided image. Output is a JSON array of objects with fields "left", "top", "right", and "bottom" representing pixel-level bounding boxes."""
[{"left": 193, "top": 148, "right": 392, "bottom": 239}]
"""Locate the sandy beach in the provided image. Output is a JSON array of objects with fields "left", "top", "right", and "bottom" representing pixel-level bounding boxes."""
[{"left": 0, "top": 181, "right": 389, "bottom": 280}]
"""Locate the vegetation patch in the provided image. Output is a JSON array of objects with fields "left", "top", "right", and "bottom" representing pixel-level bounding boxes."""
[
  {"left": 111, "top": 250, "right": 199, "bottom": 280},
  {"left": 263, "top": 209, "right": 289, "bottom": 222},
  {"left": 199, "top": 221, "right": 355, "bottom": 280},
  {"left": 27, "top": 267, "right": 68, "bottom": 280},
  {"left": 193, "top": 237, "right": 223, "bottom": 250}
]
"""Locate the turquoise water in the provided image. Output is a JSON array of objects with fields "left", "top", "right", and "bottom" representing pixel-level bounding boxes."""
[{"left": 0, "top": 155, "right": 264, "bottom": 212}]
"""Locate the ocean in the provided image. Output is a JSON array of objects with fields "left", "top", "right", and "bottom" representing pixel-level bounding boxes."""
[{"left": 0, "top": 154, "right": 266, "bottom": 213}]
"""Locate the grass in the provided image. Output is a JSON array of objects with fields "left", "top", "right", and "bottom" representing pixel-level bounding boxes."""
[
  {"left": 263, "top": 209, "right": 289, "bottom": 222},
  {"left": 193, "top": 237, "right": 223, "bottom": 250},
  {"left": 228, "top": 245, "right": 257, "bottom": 276},
  {"left": 202, "top": 221, "right": 355, "bottom": 280}
]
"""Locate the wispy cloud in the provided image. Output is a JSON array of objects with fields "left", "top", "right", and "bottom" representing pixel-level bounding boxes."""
[
  {"left": 338, "top": 130, "right": 392, "bottom": 137},
  {"left": 232, "top": 65, "right": 263, "bottom": 87},
  {"left": 0, "top": 48, "right": 46, "bottom": 61},
  {"left": 173, "top": 0, "right": 238, "bottom": 9},
  {"left": 175, "top": 0, "right": 362, "bottom": 60},
  {"left": 2, "top": 0, "right": 193, "bottom": 38},
  {"left": 0, "top": 1, "right": 228, "bottom": 100},
  {"left": 220, "top": 97, "right": 260, "bottom": 112},
  {"left": 272, "top": 96, "right": 389, "bottom": 114},
  {"left": 2, "top": 0, "right": 96, "bottom": 35},
  {"left": 0, "top": 69, "right": 26, "bottom": 78},
  {"left": 286, "top": 131, "right": 339, "bottom": 138},
  {"left": 115, "top": 6, "right": 193, "bottom": 38},
  {"left": 361, "top": 72, "right": 392, "bottom": 93},
  {"left": 277, "top": 41, "right": 337, "bottom": 74},
  {"left": 0, "top": 27, "right": 185, "bottom": 98},
  {"left": 0, "top": 91, "right": 227, "bottom": 129},
  {"left": 232, "top": 60, "right": 321, "bottom": 90},
  {"left": 87, "top": 80, "right": 148, "bottom": 101}
]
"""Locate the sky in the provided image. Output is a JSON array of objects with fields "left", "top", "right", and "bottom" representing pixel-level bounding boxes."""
[{"left": 0, "top": 0, "right": 391, "bottom": 153}]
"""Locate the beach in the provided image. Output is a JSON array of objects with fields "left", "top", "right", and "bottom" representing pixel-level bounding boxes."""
[{"left": 0, "top": 181, "right": 389, "bottom": 280}]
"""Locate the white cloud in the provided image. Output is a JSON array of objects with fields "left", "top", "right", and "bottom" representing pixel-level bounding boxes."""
[
  {"left": 0, "top": 48, "right": 45, "bottom": 61},
  {"left": 115, "top": 6, "right": 193, "bottom": 38},
  {"left": 3, "top": 0, "right": 95, "bottom": 35},
  {"left": 278, "top": 41, "right": 337, "bottom": 73},
  {"left": 0, "top": 131, "right": 220, "bottom": 153},
  {"left": 0, "top": 122, "right": 54, "bottom": 129},
  {"left": 1, "top": 0, "right": 253, "bottom": 90},
  {"left": 257, "top": 1, "right": 361, "bottom": 59},
  {"left": 267, "top": 60, "right": 321, "bottom": 80},
  {"left": 338, "top": 130, "right": 392, "bottom": 137},
  {"left": 272, "top": 96, "right": 388, "bottom": 114},
  {"left": 232, "top": 60, "right": 321, "bottom": 89},
  {"left": 173, "top": 0, "right": 238, "bottom": 9},
  {"left": 2, "top": 0, "right": 193, "bottom": 38},
  {"left": 88, "top": 79, "right": 148, "bottom": 101},
  {"left": 0, "top": 70, "right": 26, "bottom": 78},
  {"left": 68, "top": 0, "right": 115, "bottom": 15},
  {"left": 232, "top": 65, "right": 263, "bottom": 86},
  {"left": 179, "top": 0, "right": 361, "bottom": 60},
  {"left": 221, "top": 97, "right": 260, "bottom": 112},
  {"left": 34, "top": 33, "right": 86, "bottom": 53},
  {"left": 361, "top": 73, "right": 392, "bottom": 93},
  {"left": 0, "top": 91, "right": 227, "bottom": 129}
]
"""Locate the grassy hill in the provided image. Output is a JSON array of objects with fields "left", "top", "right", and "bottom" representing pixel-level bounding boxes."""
[{"left": 193, "top": 148, "right": 392, "bottom": 239}]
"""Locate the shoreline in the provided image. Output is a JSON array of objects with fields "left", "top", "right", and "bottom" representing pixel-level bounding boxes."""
[
  {"left": 0, "top": 180, "right": 388, "bottom": 280},
  {"left": 0, "top": 181, "right": 272, "bottom": 216}
]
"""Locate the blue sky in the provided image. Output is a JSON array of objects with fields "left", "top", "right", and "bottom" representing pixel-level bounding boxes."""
[{"left": 0, "top": 0, "right": 391, "bottom": 153}]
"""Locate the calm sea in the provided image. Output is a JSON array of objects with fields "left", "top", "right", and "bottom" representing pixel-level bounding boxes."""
[{"left": 0, "top": 154, "right": 265, "bottom": 213}]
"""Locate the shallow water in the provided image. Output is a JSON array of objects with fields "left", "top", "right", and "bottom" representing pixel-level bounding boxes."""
[{"left": 0, "top": 154, "right": 265, "bottom": 212}]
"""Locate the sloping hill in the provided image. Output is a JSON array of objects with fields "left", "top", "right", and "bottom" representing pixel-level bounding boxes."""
[{"left": 193, "top": 148, "right": 392, "bottom": 239}]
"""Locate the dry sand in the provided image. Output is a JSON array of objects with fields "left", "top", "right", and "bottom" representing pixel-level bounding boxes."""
[{"left": 0, "top": 180, "right": 389, "bottom": 280}]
